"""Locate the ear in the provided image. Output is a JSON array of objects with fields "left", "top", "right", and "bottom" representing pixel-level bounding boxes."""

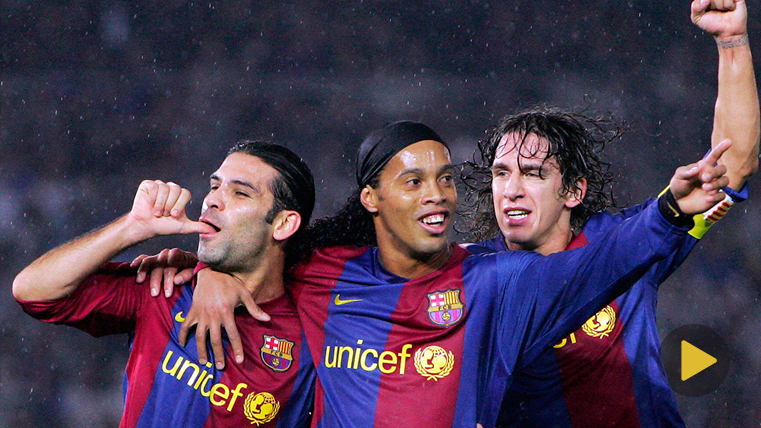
[
  {"left": 272, "top": 210, "right": 302, "bottom": 242},
  {"left": 360, "top": 186, "right": 380, "bottom": 213},
  {"left": 564, "top": 177, "right": 587, "bottom": 209}
]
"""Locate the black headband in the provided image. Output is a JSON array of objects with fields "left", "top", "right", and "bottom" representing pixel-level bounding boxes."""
[{"left": 355, "top": 120, "right": 446, "bottom": 187}]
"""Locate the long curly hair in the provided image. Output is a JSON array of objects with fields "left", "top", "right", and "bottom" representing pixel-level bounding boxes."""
[
  {"left": 289, "top": 174, "right": 380, "bottom": 263},
  {"left": 458, "top": 106, "right": 623, "bottom": 242}
]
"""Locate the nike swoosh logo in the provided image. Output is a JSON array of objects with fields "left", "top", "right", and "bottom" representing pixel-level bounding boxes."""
[
  {"left": 175, "top": 312, "right": 186, "bottom": 322},
  {"left": 334, "top": 294, "right": 362, "bottom": 306}
]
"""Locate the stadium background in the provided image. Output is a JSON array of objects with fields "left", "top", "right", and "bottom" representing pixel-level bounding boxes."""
[{"left": 1, "top": 1, "right": 759, "bottom": 426}]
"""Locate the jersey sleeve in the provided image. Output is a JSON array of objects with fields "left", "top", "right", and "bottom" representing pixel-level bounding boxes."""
[
  {"left": 493, "top": 200, "right": 692, "bottom": 368},
  {"left": 16, "top": 262, "right": 143, "bottom": 337}
]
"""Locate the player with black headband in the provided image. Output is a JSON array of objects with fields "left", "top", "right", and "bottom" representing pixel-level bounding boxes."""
[{"left": 145, "top": 119, "right": 731, "bottom": 427}]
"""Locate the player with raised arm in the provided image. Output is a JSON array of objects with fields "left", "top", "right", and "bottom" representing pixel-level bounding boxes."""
[
  {"left": 12, "top": 142, "right": 317, "bottom": 427},
  {"left": 458, "top": 1, "right": 758, "bottom": 426},
  {"left": 142, "top": 119, "right": 731, "bottom": 427}
]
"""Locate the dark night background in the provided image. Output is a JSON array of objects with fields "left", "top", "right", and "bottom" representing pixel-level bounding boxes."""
[{"left": 1, "top": 1, "right": 759, "bottom": 426}]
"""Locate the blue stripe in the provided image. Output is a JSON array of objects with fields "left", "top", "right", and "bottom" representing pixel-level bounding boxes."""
[{"left": 316, "top": 248, "right": 404, "bottom": 427}]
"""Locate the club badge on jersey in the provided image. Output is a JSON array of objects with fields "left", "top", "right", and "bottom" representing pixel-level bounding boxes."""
[
  {"left": 260, "top": 335, "right": 295, "bottom": 372},
  {"left": 426, "top": 289, "right": 465, "bottom": 327}
]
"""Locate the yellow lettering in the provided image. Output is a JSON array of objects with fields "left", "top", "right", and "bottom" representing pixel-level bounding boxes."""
[
  {"left": 352, "top": 339, "right": 365, "bottom": 369},
  {"left": 161, "top": 351, "right": 182, "bottom": 376},
  {"left": 177, "top": 360, "right": 201, "bottom": 387},
  {"left": 193, "top": 371, "right": 209, "bottom": 390},
  {"left": 398, "top": 344, "right": 411, "bottom": 375},
  {"left": 378, "top": 351, "right": 397, "bottom": 374},
  {"left": 361, "top": 349, "right": 378, "bottom": 371},
  {"left": 323, "top": 341, "right": 422, "bottom": 375},
  {"left": 228, "top": 383, "right": 247, "bottom": 411},
  {"left": 324, "top": 346, "right": 339, "bottom": 368},
  {"left": 337, "top": 346, "right": 354, "bottom": 369},
  {"left": 554, "top": 333, "right": 578, "bottom": 349},
  {"left": 200, "top": 373, "right": 215, "bottom": 397},
  {"left": 210, "top": 383, "right": 230, "bottom": 407}
]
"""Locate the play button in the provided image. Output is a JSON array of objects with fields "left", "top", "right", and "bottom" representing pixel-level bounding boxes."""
[
  {"left": 661, "top": 324, "right": 730, "bottom": 397},
  {"left": 681, "top": 340, "right": 716, "bottom": 381}
]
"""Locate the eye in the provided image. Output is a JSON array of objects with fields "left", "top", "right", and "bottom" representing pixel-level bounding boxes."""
[
  {"left": 440, "top": 174, "right": 454, "bottom": 184},
  {"left": 406, "top": 178, "right": 421, "bottom": 186},
  {"left": 235, "top": 191, "right": 249, "bottom": 197}
]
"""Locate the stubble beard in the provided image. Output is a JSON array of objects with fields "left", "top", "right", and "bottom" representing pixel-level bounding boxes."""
[{"left": 197, "top": 239, "right": 230, "bottom": 271}]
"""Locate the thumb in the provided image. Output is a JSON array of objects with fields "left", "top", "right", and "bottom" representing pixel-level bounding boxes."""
[
  {"left": 240, "top": 292, "right": 271, "bottom": 322},
  {"left": 691, "top": 0, "right": 709, "bottom": 16},
  {"left": 673, "top": 163, "right": 700, "bottom": 181},
  {"left": 180, "top": 219, "right": 217, "bottom": 235}
]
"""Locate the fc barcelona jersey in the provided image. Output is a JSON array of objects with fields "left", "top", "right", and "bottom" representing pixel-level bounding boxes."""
[
  {"left": 17, "top": 262, "right": 316, "bottom": 428},
  {"left": 288, "top": 201, "right": 691, "bottom": 427},
  {"left": 480, "top": 198, "right": 725, "bottom": 428}
]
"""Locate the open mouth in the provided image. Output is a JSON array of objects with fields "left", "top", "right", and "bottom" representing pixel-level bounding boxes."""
[
  {"left": 201, "top": 219, "right": 221, "bottom": 232},
  {"left": 506, "top": 209, "right": 530, "bottom": 220},
  {"left": 421, "top": 213, "right": 446, "bottom": 227}
]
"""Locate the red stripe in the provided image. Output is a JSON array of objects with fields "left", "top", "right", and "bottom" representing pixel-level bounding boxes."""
[
  {"left": 554, "top": 300, "right": 640, "bottom": 426},
  {"left": 289, "top": 246, "right": 368, "bottom": 424},
  {"left": 210, "top": 296, "right": 303, "bottom": 426},
  {"left": 122, "top": 283, "right": 181, "bottom": 427},
  {"left": 372, "top": 246, "right": 469, "bottom": 426},
  {"left": 566, "top": 232, "right": 589, "bottom": 250},
  {"left": 551, "top": 235, "right": 640, "bottom": 426}
]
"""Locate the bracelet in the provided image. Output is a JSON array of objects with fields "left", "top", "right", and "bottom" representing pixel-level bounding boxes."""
[
  {"left": 716, "top": 34, "right": 749, "bottom": 49},
  {"left": 658, "top": 190, "right": 694, "bottom": 228}
]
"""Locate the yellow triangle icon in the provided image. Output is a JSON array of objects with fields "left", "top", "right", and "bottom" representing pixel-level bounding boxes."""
[{"left": 681, "top": 340, "right": 717, "bottom": 381}]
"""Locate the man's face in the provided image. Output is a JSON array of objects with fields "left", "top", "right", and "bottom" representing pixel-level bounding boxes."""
[
  {"left": 366, "top": 140, "right": 456, "bottom": 260},
  {"left": 491, "top": 132, "right": 583, "bottom": 254},
  {"left": 197, "top": 152, "right": 279, "bottom": 272}
]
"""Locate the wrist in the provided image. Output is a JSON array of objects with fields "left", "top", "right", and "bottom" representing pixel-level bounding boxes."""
[
  {"left": 715, "top": 33, "right": 749, "bottom": 49},
  {"left": 658, "top": 191, "right": 694, "bottom": 228},
  {"left": 117, "top": 214, "right": 156, "bottom": 246}
]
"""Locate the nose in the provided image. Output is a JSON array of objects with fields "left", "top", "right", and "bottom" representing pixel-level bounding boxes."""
[
  {"left": 422, "top": 180, "right": 449, "bottom": 205},
  {"left": 203, "top": 188, "right": 225, "bottom": 212},
  {"left": 503, "top": 174, "right": 525, "bottom": 201}
]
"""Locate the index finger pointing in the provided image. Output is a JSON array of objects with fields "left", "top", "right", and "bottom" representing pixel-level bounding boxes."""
[{"left": 706, "top": 139, "right": 733, "bottom": 164}]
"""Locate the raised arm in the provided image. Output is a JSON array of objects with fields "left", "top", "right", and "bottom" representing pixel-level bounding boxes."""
[
  {"left": 693, "top": 0, "right": 760, "bottom": 190},
  {"left": 507, "top": 142, "right": 731, "bottom": 366},
  {"left": 12, "top": 180, "right": 212, "bottom": 301}
]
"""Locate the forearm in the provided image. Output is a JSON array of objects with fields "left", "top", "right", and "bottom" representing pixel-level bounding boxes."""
[
  {"left": 12, "top": 214, "right": 148, "bottom": 301},
  {"left": 713, "top": 33, "right": 760, "bottom": 189}
]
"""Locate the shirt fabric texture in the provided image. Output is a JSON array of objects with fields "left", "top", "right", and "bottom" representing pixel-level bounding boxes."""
[
  {"left": 18, "top": 262, "right": 316, "bottom": 428},
  {"left": 288, "top": 201, "right": 690, "bottom": 427}
]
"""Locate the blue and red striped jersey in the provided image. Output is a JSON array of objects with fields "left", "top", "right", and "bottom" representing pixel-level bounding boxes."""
[
  {"left": 288, "top": 201, "right": 691, "bottom": 427},
  {"left": 17, "top": 262, "right": 315, "bottom": 428},
  {"left": 478, "top": 198, "right": 714, "bottom": 427}
]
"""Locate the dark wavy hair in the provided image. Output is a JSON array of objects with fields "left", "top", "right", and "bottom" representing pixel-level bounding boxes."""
[
  {"left": 290, "top": 175, "right": 379, "bottom": 261},
  {"left": 228, "top": 140, "right": 315, "bottom": 268},
  {"left": 459, "top": 106, "right": 622, "bottom": 242}
]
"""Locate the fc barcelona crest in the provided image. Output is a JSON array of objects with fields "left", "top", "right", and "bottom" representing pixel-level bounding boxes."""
[
  {"left": 260, "top": 335, "right": 295, "bottom": 372},
  {"left": 426, "top": 289, "right": 464, "bottom": 327}
]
